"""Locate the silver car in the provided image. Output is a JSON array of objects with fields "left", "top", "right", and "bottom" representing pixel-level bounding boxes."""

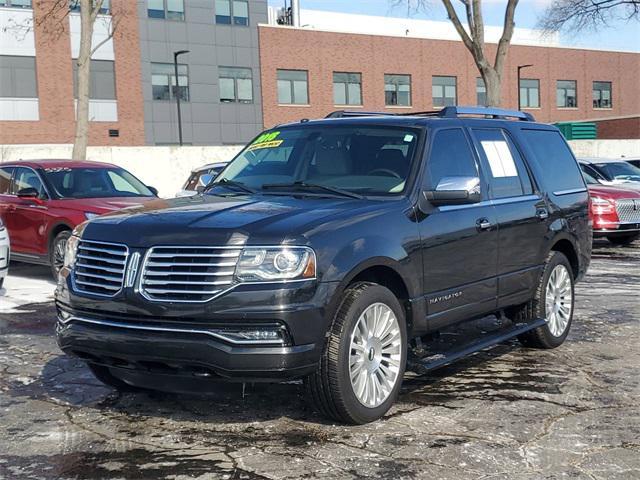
[
  {"left": 579, "top": 157, "right": 640, "bottom": 190},
  {"left": 176, "top": 162, "right": 228, "bottom": 197}
]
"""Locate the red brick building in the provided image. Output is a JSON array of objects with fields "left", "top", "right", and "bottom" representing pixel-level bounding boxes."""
[{"left": 258, "top": 24, "right": 640, "bottom": 135}]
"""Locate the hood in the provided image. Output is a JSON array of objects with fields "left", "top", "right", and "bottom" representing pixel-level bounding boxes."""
[
  {"left": 588, "top": 184, "right": 640, "bottom": 200},
  {"left": 56, "top": 196, "right": 158, "bottom": 214},
  {"left": 82, "top": 193, "right": 384, "bottom": 248}
]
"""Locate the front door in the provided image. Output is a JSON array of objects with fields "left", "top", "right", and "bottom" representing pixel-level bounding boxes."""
[
  {"left": 7, "top": 167, "right": 48, "bottom": 256},
  {"left": 418, "top": 128, "right": 499, "bottom": 331}
]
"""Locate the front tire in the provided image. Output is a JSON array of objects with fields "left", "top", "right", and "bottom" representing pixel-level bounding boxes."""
[
  {"left": 514, "top": 251, "right": 575, "bottom": 349},
  {"left": 305, "top": 282, "right": 407, "bottom": 424},
  {"left": 607, "top": 233, "right": 640, "bottom": 246},
  {"left": 50, "top": 230, "right": 71, "bottom": 280}
]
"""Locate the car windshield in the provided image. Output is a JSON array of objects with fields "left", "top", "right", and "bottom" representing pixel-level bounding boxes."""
[
  {"left": 185, "top": 167, "right": 224, "bottom": 191},
  {"left": 44, "top": 167, "right": 154, "bottom": 199},
  {"left": 214, "top": 125, "right": 421, "bottom": 196},
  {"left": 582, "top": 171, "right": 599, "bottom": 185},
  {"left": 595, "top": 162, "right": 640, "bottom": 182}
]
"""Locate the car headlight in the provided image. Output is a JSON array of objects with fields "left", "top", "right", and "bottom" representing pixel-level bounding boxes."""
[
  {"left": 85, "top": 212, "right": 99, "bottom": 220},
  {"left": 64, "top": 235, "right": 81, "bottom": 269},
  {"left": 235, "top": 246, "right": 316, "bottom": 282}
]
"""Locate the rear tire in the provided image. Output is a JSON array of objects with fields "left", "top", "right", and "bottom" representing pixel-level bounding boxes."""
[
  {"left": 305, "top": 282, "right": 407, "bottom": 424},
  {"left": 512, "top": 251, "right": 575, "bottom": 349},
  {"left": 607, "top": 233, "right": 640, "bottom": 246},
  {"left": 50, "top": 230, "right": 71, "bottom": 280}
]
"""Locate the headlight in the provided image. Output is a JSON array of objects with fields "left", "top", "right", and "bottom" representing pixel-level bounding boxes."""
[
  {"left": 64, "top": 235, "right": 81, "bottom": 269},
  {"left": 235, "top": 246, "right": 316, "bottom": 282},
  {"left": 85, "top": 212, "right": 99, "bottom": 220}
]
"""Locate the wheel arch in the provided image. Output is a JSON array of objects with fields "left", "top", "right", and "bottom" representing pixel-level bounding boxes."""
[
  {"left": 548, "top": 237, "right": 580, "bottom": 279},
  {"left": 48, "top": 222, "right": 73, "bottom": 254}
]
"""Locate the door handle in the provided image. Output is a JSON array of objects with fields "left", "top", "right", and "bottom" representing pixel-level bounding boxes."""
[
  {"left": 536, "top": 208, "right": 549, "bottom": 220},
  {"left": 476, "top": 218, "right": 492, "bottom": 231}
]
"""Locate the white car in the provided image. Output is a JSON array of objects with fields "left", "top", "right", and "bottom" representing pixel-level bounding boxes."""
[
  {"left": 0, "top": 217, "right": 9, "bottom": 290},
  {"left": 579, "top": 157, "right": 640, "bottom": 190},
  {"left": 176, "top": 162, "right": 228, "bottom": 197}
]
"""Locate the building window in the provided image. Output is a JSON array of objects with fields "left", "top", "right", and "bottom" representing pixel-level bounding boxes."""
[
  {"left": 593, "top": 81, "right": 612, "bottom": 109},
  {"left": 151, "top": 62, "right": 189, "bottom": 101},
  {"left": 219, "top": 66, "right": 253, "bottom": 103},
  {"left": 557, "top": 80, "right": 577, "bottom": 108},
  {"left": 69, "top": 0, "right": 110, "bottom": 14},
  {"left": 0, "top": 55, "right": 37, "bottom": 98},
  {"left": 215, "top": 0, "right": 249, "bottom": 26},
  {"left": 73, "top": 59, "right": 116, "bottom": 100},
  {"left": 333, "top": 72, "right": 362, "bottom": 106},
  {"left": 432, "top": 76, "right": 457, "bottom": 107},
  {"left": 148, "top": 0, "right": 184, "bottom": 20},
  {"left": 384, "top": 74, "right": 411, "bottom": 106},
  {"left": 519, "top": 78, "right": 540, "bottom": 108},
  {"left": 476, "top": 78, "right": 486, "bottom": 106},
  {"left": 1, "top": 0, "right": 32, "bottom": 8},
  {"left": 277, "top": 69, "right": 308, "bottom": 105}
]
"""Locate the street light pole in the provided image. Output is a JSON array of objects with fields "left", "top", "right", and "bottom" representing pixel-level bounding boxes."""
[
  {"left": 517, "top": 64, "right": 533, "bottom": 110},
  {"left": 173, "top": 50, "right": 189, "bottom": 146}
]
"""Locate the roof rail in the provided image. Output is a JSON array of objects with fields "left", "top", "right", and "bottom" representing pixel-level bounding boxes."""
[
  {"left": 438, "top": 106, "right": 535, "bottom": 121},
  {"left": 325, "top": 106, "right": 535, "bottom": 122}
]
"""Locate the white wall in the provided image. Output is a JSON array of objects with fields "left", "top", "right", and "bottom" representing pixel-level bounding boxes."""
[
  {"left": 0, "top": 145, "right": 243, "bottom": 198},
  {"left": 1, "top": 140, "right": 638, "bottom": 198}
]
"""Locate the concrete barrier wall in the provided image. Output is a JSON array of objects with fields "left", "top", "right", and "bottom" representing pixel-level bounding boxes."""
[
  {"left": 0, "top": 144, "right": 244, "bottom": 198},
  {"left": 1, "top": 139, "right": 639, "bottom": 197}
]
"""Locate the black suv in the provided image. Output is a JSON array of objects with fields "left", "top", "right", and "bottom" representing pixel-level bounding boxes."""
[{"left": 56, "top": 107, "right": 591, "bottom": 424}]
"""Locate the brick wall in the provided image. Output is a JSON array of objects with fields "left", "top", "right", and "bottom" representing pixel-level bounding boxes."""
[
  {"left": 595, "top": 116, "right": 640, "bottom": 139},
  {"left": 0, "top": 0, "right": 145, "bottom": 146},
  {"left": 259, "top": 25, "right": 640, "bottom": 129}
]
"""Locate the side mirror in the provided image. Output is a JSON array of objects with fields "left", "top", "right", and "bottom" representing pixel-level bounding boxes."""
[
  {"left": 17, "top": 187, "right": 40, "bottom": 199},
  {"left": 422, "top": 176, "right": 482, "bottom": 208},
  {"left": 147, "top": 186, "right": 159, "bottom": 196}
]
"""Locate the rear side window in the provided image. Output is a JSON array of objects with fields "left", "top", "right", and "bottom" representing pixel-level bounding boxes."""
[
  {"left": 520, "top": 129, "right": 585, "bottom": 194},
  {"left": 426, "top": 128, "right": 478, "bottom": 189},
  {"left": 0, "top": 167, "right": 13, "bottom": 195},
  {"left": 471, "top": 128, "right": 533, "bottom": 199}
]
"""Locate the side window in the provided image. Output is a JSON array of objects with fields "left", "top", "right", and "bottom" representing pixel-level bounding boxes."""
[
  {"left": 0, "top": 167, "right": 14, "bottom": 195},
  {"left": 581, "top": 164, "right": 604, "bottom": 181},
  {"left": 472, "top": 128, "right": 533, "bottom": 199},
  {"left": 12, "top": 167, "right": 47, "bottom": 198},
  {"left": 426, "top": 128, "right": 478, "bottom": 189},
  {"left": 520, "top": 129, "right": 585, "bottom": 195},
  {"left": 107, "top": 171, "right": 139, "bottom": 194}
]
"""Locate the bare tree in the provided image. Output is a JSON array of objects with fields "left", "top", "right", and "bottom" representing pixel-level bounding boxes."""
[
  {"left": 539, "top": 0, "right": 640, "bottom": 32},
  {"left": 35, "top": 0, "right": 119, "bottom": 160},
  {"left": 393, "top": 0, "right": 519, "bottom": 107}
]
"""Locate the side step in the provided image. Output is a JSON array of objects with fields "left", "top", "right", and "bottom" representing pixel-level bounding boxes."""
[{"left": 407, "top": 318, "right": 547, "bottom": 375}]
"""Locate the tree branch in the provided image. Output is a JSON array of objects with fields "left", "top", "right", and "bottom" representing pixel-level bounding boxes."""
[{"left": 494, "top": 0, "right": 518, "bottom": 73}]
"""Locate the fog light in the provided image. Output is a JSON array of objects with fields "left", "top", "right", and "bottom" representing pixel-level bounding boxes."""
[{"left": 214, "top": 327, "right": 289, "bottom": 345}]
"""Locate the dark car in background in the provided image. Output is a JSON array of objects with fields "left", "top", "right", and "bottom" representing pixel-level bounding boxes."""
[
  {"left": 624, "top": 157, "right": 640, "bottom": 170},
  {"left": 55, "top": 107, "right": 591, "bottom": 424},
  {"left": 0, "top": 160, "right": 158, "bottom": 278}
]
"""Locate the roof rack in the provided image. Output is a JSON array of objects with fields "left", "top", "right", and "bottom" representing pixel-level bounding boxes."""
[{"left": 326, "top": 106, "right": 535, "bottom": 122}]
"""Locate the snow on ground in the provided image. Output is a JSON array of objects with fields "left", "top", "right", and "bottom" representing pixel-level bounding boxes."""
[{"left": 0, "top": 263, "right": 56, "bottom": 313}]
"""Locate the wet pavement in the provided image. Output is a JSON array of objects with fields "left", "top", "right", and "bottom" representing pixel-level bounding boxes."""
[{"left": 1, "top": 241, "right": 639, "bottom": 479}]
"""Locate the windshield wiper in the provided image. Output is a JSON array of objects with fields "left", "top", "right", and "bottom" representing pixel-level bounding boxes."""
[
  {"left": 261, "top": 181, "right": 364, "bottom": 199},
  {"left": 207, "top": 178, "right": 256, "bottom": 194}
]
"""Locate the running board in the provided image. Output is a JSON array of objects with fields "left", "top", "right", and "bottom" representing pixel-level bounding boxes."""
[{"left": 407, "top": 318, "right": 547, "bottom": 375}]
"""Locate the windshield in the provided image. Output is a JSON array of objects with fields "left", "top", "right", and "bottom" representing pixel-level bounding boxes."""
[
  {"left": 594, "top": 162, "right": 640, "bottom": 182},
  {"left": 44, "top": 167, "right": 154, "bottom": 199},
  {"left": 215, "top": 125, "right": 421, "bottom": 196},
  {"left": 582, "top": 171, "right": 599, "bottom": 185}
]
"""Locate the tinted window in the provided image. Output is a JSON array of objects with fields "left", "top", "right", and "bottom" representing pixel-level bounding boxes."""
[
  {"left": 44, "top": 167, "right": 153, "bottom": 199},
  {"left": 593, "top": 162, "right": 640, "bottom": 182},
  {"left": 0, "top": 167, "right": 13, "bottom": 195},
  {"left": 580, "top": 164, "right": 605, "bottom": 181},
  {"left": 520, "top": 130, "right": 585, "bottom": 194},
  {"left": 13, "top": 167, "right": 47, "bottom": 198},
  {"left": 472, "top": 128, "right": 533, "bottom": 199},
  {"left": 426, "top": 129, "right": 478, "bottom": 189}
]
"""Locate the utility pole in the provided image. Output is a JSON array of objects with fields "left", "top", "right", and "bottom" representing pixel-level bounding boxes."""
[{"left": 173, "top": 50, "right": 189, "bottom": 146}]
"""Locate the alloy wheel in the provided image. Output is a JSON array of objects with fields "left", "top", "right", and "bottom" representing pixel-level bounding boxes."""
[{"left": 545, "top": 264, "right": 573, "bottom": 337}]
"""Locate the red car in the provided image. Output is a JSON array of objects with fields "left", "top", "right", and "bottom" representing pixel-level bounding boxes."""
[
  {"left": 0, "top": 160, "right": 158, "bottom": 277},
  {"left": 584, "top": 171, "right": 640, "bottom": 245}
]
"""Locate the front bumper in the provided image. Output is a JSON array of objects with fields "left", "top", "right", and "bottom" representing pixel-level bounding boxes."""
[
  {"left": 593, "top": 222, "right": 640, "bottom": 237},
  {"left": 0, "top": 229, "right": 9, "bottom": 279},
  {"left": 55, "top": 275, "right": 340, "bottom": 383}
]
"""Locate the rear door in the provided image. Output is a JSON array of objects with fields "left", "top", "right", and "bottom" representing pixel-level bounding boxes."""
[
  {"left": 418, "top": 127, "right": 499, "bottom": 330},
  {"left": 469, "top": 127, "right": 549, "bottom": 308},
  {"left": 7, "top": 167, "right": 48, "bottom": 255}
]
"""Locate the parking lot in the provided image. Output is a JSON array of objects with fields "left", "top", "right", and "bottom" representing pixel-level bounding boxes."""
[{"left": 0, "top": 240, "right": 638, "bottom": 480}]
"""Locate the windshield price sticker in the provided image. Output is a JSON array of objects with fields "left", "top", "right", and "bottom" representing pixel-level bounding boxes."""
[{"left": 248, "top": 131, "right": 283, "bottom": 151}]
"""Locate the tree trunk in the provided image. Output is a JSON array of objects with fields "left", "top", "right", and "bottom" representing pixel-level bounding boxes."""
[
  {"left": 72, "top": 0, "right": 95, "bottom": 161},
  {"left": 482, "top": 68, "right": 501, "bottom": 107}
]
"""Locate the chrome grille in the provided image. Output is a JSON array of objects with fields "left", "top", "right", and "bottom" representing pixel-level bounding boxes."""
[
  {"left": 616, "top": 199, "right": 640, "bottom": 224},
  {"left": 140, "top": 246, "right": 242, "bottom": 302},
  {"left": 73, "top": 240, "right": 128, "bottom": 296}
]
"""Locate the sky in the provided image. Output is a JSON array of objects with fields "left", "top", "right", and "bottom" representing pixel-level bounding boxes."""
[{"left": 268, "top": 0, "right": 640, "bottom": 52}]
